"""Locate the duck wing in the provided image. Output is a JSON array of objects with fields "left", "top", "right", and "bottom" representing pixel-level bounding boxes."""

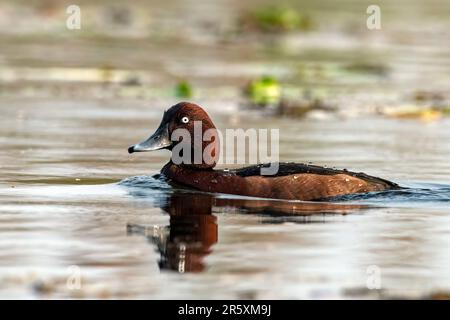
[{"left": 230, "top": 162, "right": 400, "bottom": 190}]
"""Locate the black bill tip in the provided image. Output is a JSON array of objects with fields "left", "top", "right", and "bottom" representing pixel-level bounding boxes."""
[{"left": 128, "top": 146, "right": 135, "bottom": 154}]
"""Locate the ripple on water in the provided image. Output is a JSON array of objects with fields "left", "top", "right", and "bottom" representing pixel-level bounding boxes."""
[
  {"left": 118, "top": 174, "right": 172, "bottom": 190},
  {"left": 118, "top": 174, "right": 450, "bottom": 206},
  {"left": 330, "top": 183, "right": 450, "bottom": 206}
]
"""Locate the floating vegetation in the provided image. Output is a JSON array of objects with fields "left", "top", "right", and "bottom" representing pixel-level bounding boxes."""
[
  {"left": 122, "top": 75, "right": 142, "bottom": 86},
  {"left": 430, "top": 291, "right": 450, "bottom": 300},
  {"left": 380, "top": 105, "right": 443, "bottom": 121},
  {"left": 441, "top": 106, "right": 450, "bottom": 116},
  {"left": 412, "top": 90, "right": 445, "bottom": 103},
  {"left": 244, "top": 80, "right": 335, "bottom": 118},
  {"left": 278, "top": 97, "right": 335, "bottom": 117},
  {"left": 99, "top": 64, "right": 115, "bottom": 83},
  {"left": 379, "top": 90, "right": 450, "bottom": 120},
  {"left": 105, "top": 5, "right": 134, "bottom": 27},
  {"left": 175, "top": 80, "right": 193, "bottom": 98},
  {"left": 245, "top": 76, "right": 281, "bottom": 106},
  {"left": 344, "top": 62, "right": 389, "bottom": 76},
  {"left": 239, "top": 6, "right": 314, "bottom": 33}
]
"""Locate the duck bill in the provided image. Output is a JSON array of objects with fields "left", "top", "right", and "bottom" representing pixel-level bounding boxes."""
[{"left": 128, "top": 122, "right": 171, "bottom": 154}]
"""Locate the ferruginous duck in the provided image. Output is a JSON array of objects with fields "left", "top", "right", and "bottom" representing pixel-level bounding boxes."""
[{"left": 128, "top": 102, "right": 399, "bottom": 201}]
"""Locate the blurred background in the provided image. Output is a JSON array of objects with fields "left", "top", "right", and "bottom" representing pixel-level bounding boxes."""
[{"left": 0, "top": 0, "right": 449, "bottom": 115}]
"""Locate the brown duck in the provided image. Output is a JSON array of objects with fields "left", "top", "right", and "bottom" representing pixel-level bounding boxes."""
[{"left": 128, "top": 102, "right": 399, "bottom": 201}]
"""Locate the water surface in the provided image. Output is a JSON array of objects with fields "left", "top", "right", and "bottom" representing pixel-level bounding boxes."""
[{"left": 1, "top": 98, "right": 449, "bottom": 299}]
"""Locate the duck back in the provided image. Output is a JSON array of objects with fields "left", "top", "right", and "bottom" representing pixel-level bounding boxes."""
[{"left": 232, "top": 162, "right": 398, "bottom": 190}]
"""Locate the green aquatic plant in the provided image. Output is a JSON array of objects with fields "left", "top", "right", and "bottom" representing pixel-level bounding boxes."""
[
  {"left": 175, "top": 80, "right": 193, "bottom": 98},
  {"left": 246, "top": 76, "right": 281, "bottom": 106},
  {"left": 240, "top": 6, "right": 314, "bottom": 33}
]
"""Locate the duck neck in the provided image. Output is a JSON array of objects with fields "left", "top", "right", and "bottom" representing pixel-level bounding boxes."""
[{"left": 161, "top": 161, "right": 216, "bottom": 190}]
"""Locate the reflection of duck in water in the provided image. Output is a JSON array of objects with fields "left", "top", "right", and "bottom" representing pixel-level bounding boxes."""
[
  {"left": 127, "top": 189, "right": 367, "bottom": 273},
  {"left": 128, "top": 192, "right": 218, "bottom": 273},
  {"left": 158, "top": 192, "right": 217, "bottom": 273}
]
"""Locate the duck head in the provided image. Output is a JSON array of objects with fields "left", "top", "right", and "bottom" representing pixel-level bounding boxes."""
[{"left": 128, "top": 102, "right": 219, "bottom": 169}]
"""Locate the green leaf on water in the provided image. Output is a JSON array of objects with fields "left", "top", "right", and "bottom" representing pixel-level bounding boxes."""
[
  {"left": 175, "top": 81, "right": 193, "bottom": 98},
  {"left": 246, "top": 76, "right": 281, "bottom": 106}
]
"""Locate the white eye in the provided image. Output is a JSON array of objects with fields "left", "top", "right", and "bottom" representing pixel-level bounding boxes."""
[{"left": 181, "top": 116, "right": 189, "bottom": 124}]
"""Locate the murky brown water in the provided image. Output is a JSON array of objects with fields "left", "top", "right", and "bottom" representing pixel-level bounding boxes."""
[{"left": 0, "top": 98, "right": 449, "bottom": 299}]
